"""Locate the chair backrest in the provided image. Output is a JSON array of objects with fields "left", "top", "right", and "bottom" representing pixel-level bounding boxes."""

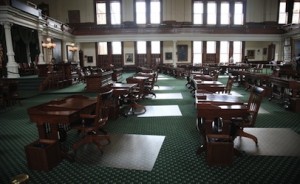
[
  {"left": 224, "top": 76, "right": 234, "bottom": 94},
  {"left": 136, "top": 72, "right": 156, "bottom": 89},
  {"left": 245, "top": 86, "right": 265, "bottom": 126},
  {"left": 126, "top": 77, "right": 145, "bottom": 99},
  {"left": 95, "top": 89, "right": 113, "bottom": 125}
]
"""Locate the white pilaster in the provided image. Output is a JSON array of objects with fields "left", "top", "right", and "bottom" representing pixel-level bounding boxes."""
[
  {"left": 4, "top": 22, "right": 20, "bottom": 78},
  {"left": 37, "top": 30, "right": 46, "bottom": 64},
  {"left": 62, "top": 39, "right": 67, "bottom": 63},
  {"left": 26, "top": 44, "right": 31, "bottom": 64},
  {"left": 173, "top": 40, "right": 177, "bottom": 68}
]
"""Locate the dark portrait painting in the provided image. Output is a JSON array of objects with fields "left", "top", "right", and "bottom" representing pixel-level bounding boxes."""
[{"left": 177, "top": 45, "right": 188, "bottom": 61}]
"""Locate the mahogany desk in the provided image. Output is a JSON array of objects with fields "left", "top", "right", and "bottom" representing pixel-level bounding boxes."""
[
  {"left": 195, "top": 93, "right": 244, "bottom": 106},
  {"left": 196, "top": 103, "right": 248, "bottom": 156},
  {"left": 194, "top": 80, "right": 225, "bottom": 93},
  {"left": 269, "top": 77, "right": 300, "bottom": 98},
  {"left": 28, "top": 95, "right": 97, "bottom": 140}
]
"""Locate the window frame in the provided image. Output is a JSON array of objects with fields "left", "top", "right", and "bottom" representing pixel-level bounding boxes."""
[
  {"left": 193, "top": 41, "right": 203, "bottom": 65},
  {"left": 220, "top": 2, "right": 230, "bottom": 25},
  {"left": 150, "top": 0, "right": 161, "bottom": 24},
  {"left": 110, "top": 1, "right": 121, "bottom": 25},
  {"left": 112, "top": 41, "right": 122, "bottom": 55},
  {"left": 207, "top": 1, "right": 217, "bottom": 25},
  {"left": 137, "top": 41, "right": 147, "bottom": 54},
  {"left": 292, "top": 2, "right": 300, "bottom": 24},
  {"left": 233, "top": 1, "right": 244, "bottom": 25},
  {"left": 220, "top": 41, "right": 229, "bottom": 63},
  {"left": 96, "top": 2, "right": 107, "bottom": 25},
  {"left": 98, "top": 42, "right": 108, "bottom": 55},
  {"left": 136, "top": 1, "right": 147, "bottom": 25},
  {"left": 233, "top": 41, "right": 242, "bottom": 63},
  {"left": 193, "top": 1, "right": 204, "bottom": 25},
  {"left": 151, "top": 41, "right": 160, "bottom": 54}
]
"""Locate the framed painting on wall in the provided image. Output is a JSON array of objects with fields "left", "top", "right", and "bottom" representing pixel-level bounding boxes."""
[
  {"left": 165, "top": 52, "right": 172, "bottom": 60},
  {"left": 125, "top": 53, "right": 134, "bottom": 64},
  {"left": 177, "top": 45, "right": 188, "bottom": 61},
  {"left": 247, "top": 50, "right": 255, "bottom": 59}
]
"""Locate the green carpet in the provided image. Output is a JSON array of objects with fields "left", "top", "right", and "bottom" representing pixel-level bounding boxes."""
[{"left": 0, "top": 73, "right": 300, "bottom": 184}]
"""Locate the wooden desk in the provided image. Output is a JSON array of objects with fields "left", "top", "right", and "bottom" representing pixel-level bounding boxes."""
[
  {"left": 269, "top": 77, "right": 300, "bottom": 111},
  {"left": 28, "top": 95, "right": 97, "bottom": 140},
  {"left": 194, "top": 80, "right": 225, "bottom": 93},
  {"left": 133, "top": 76, "right": 149, "bottom": 80},
  {"left": 111, "top": 83, "right": 137, "bottom": 89},
  {"left": 196, "top": 104, "right": 248, "bottom": 156},
  {"left": 85, "top": 71, "right": 113, "bottom": 92},
  {"left": 195, "top": 94, "right": 244, "bottom": 106},
  {"left": 269, "top": 77, "right": 300, "bottom": 98},
  {"left": 111, "top": 83, "right": 138, "bottom": 98},
  {"left": 194, "top": 80, "right": 222, "bottom": 85}
]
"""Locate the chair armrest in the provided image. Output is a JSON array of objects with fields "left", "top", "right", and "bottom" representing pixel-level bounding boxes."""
[{"left": 80, "top": 114, "right": 96, "bottom": 119}]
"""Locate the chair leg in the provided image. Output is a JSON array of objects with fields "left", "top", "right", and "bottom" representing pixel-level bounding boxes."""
[
  {"left": 237, "top": 129, "right": 258, "bottom": 145},
  {"left": 73, "top": 134, "right": 110, "bottom": 152},
  {"left": 73, "top": 136, "right": 90, "bottom": 151},
  {"left": 130, "top": 102, "right": 146, "bottom": 115}
]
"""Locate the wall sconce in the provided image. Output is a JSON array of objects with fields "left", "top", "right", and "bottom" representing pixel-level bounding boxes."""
[
  {"left": 68, "top": 43, "right": 78, "bottom": 62},
  {"left": 42, "top": 38, "right": 56, "bottom": 49},
  {"left": 68, "top": 43, "right": 78, "bottom": 52}
]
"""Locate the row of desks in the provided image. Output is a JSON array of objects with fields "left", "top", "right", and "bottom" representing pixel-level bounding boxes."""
[{"left": 231, "top": 71, "right": 300, "bottom": 111}]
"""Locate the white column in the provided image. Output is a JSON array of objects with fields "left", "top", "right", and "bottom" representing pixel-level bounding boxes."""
[
  {"left": 4, "top": 22, "right": 20, "bottom": 78},
  {"left": 75, "top": 45, "right": 80, "bottom": 67},
  {"left": 26, "top": 44, "right": 31, "bottom": 64},
  {"left": 62, "top": 39, "right": 67, "bottom": 63},
  {"left": 37, "top": 30, "right": 46, "bottom": 64},
  {"left": 172, "top": 40, "right": 177, "bottom": 68}
]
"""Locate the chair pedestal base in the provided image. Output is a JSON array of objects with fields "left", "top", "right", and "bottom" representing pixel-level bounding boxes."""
[{"left": 73, "top": 134, "right": 110, "bottom": 153}]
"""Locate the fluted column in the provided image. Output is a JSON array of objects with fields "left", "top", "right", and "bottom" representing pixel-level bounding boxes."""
[
  {"left": 62, "top": 39, "right": 67, "bottom": 63},
  {"left": 26, "top": 44, "right": 31, "bottom": 64},
  {"left": 74, "top": 44, "right": 80, "bottom": 65},
  {"left": 173, "top": 40, "right": 177, "bottom": 67},
  {"left": 4, "top": 22, "right": 20, "bottom": 78},
  {"left": 37, "top": 30, "right": 46, "bottom": 64}
]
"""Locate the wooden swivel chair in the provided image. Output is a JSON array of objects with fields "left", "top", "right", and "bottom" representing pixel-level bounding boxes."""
[
  {"left": 136, "top": 72, "right": 156, "bottom": 98},
  {"left": 72, "top": 90, "right": 113, "bottom": 153},
  {"left": 232, "top": 86, "right": 265, "bottom": 144},
  {"left": 123, "top": 77, "right": 147, "bottom": 115}
]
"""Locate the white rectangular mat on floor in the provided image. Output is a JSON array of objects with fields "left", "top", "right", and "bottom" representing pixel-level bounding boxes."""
[
  {"left": 75, "top": 134, "right": 165, "bottom": 171},
  {"left": 138, "top": 105, "right": 182, "bottom": 117},
  {"left": 153, "top": 93, "right": 183, "bottom": 99},
  {"left": 234, "top": 128, "right": 300, "bottom": 157}
]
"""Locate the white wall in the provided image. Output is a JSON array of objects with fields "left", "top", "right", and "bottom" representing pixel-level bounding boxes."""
[
  {"left": 245, "top": 41, "right": 271, "bottom": 61},
  {"left": 123, "top": 42, "right": 135, "bottom": 66},
  {"left": 81, "top": 42, "right": 96, "bottom": 66},
  {"left": 246, "top": 0, "right": 278, "bottom": 23}
]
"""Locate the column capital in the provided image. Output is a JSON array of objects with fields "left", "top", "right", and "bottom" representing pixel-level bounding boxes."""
[{"left": 2, "top": 22, "right": 13, "bottom": 29}]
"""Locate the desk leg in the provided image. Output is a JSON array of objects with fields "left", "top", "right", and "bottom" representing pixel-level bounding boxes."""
[
  {"left": 37, "top": 124, "right": 47, "bottom": 139},
  {"left": 49, "top": 124, "right": 59, "bottom": 140},
  {"left": 196, "top": 117, "right": 206, "bottom": 155}
]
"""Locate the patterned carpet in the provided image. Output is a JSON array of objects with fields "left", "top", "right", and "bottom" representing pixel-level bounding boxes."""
[{"left": 0, "top": 73, "right": 300, "bottom": 184}]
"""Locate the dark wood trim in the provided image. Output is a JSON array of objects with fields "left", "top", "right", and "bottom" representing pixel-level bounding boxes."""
[{"left": 69, "top": 22, "right": 285, "bottom": 35}]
